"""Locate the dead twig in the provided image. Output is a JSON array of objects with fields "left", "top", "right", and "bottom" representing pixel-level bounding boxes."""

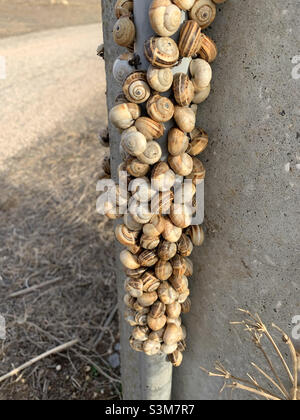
[{"left": 7, "top": 278, "right": 63, "bottom": 298}]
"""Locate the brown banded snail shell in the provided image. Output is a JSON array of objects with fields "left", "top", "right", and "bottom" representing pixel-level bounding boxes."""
[
  {"left": 129, "top": 177, "right": 155, "bottom": 203},
  {"left": 128, "top": 200, "right": 153, "bottom": 224},
  {"left": 173, "top": 0, "right": 196, "bottom": 10},
  {"left": 186, "top": 157, "right": 206, "bottom": 183},
  {"left": 149, "top": 0, "right": 182, "bottom": 37},
  {"left": 114, "top": 0, "right": 133, "bottom": 18},
  {"left": 168, "top": 128, "right": 189, "bottom": 156},
  {"left": 125, "top": 308, "right": 138, "bottom": 326},
  {"left": 140, "top": 234, "right": 160, "bottom": 250},
  {"left": 184, "top": 257, "right": 194, "bottom": 277},
  {"left": 126, "top": 157, "right": 150, "bottom": 178},
  {"left": 173, "top": 73, "right": 195, "bottom": 107},
  {"left": 186, "top": 224, "right": 205, "bottom": 246},
  {"left": 147, "top": 66, "right": 173, "bottom": 93},
  {"left": 173, "top": 106, "right": 196, "bottom": 133},
  {"left": 126, "top": 278, "right": 144, "bottom": 298},
  {"left": 162, "top": 218, "right": 182, "bottom": 243},
  {"left": 135, "top": 312, "right": 148, "bottom": 327},
  {"left": 123, "top": 72, "right": 151, "bottom": 104},
  {"left": 143, "top": 215, "right": 166, "bottom": 237},
  {"left": 181, "top": 297, "right": 192, "bottom": 313},
  {"left": 109, "top": 103, "right": 141, "bottom": 130},
  {"left": 147, "top": 314, "right": 167, "bottom": 331},
  {"left": 170, "top": 274, "right": 189, "bottom": 294},
  {"left": 149, "top": 327, "right": 166, "bottom": 342},
  {"left": 115, "top": 224, "right": 139, "bottom": 247},
  {"left": 189, "top": 0, "right": 216, "bottom": 29},
  {"left": 151, "top": 162, "right": 176, "bottom": 192},
  {"left": 150, "top": 301, "right": 166, "bottom": 319},
  {"left": 137, "top": 141, "right": 163, "bottom": 165},
  {"left": 142, "top": 271, "right": 161, "bottom": 292},
  {"left": 188, "top": 128, "right": 208, "bottom": 155},
  {"left": 113, "top": 16, "right": 136, "bottom": 49},
  {"left": 146, "top": 95, "right": 174, "bottom": 123},
  {"left": 155, "top": 259, "right": 173, "bottom": 281},
  {"left": 166, "top": 301, "right": 182, "bottom": 319},
  {"left": 125, "top": 266, "right": 147, "bottom": 279},
  {"left": 144, "top": 37, "right": 179, "bottom": 68},
  {"left": 190, "top": 58, "right": 212, "bottom": 90},
  {"left": 163, "top": 323, "right": 181, "bottom": 345},
  {"left": 197, "top": 34, "right": 217, "bottom": 62},
  {"left": 135, "top": 117, "right": 164, "bottom": 141},
  {"left": 143, "top": 339, "right": 161, "bottom": 356},
  {"left": 129, "top": 336, "right": 144, "bottom": 352},
  {"left": 138, "top": 249, "right": 159, "bottom": 267},
  {"left": 151, "top": 191, "right": 174, "bottom": 215},
  {"left": 132, "top": 325, "right": 150, "bottom": 341},
  {"left": 170, "top": 255, "right": 187, "bottom": 278},
  {"left": 178, "top": 20, "right": 202, "bottom": 57},
  {"left": 168, "top": 153, "right": 194, "bottom": 176},
  {"left": 177, "top": 234, "right": 194, "bottom": 257},
  {"left": 168, "top": 350, "right": 183, "bottom": 367},
  {"left": 158, "top": 240, "right": 177, "bottom": 261}
]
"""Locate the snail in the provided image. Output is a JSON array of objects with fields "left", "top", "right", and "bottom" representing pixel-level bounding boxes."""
[
  {"left": 146, "top": 95, "right": 174, "bottom": 123},
  {"left": 190, "top": 58, "right": 212, "bottom": 90},
  {"left": 115, "top": 0, "right": 133, "bottom": 18},
  {"left": 170, "top": 274, "right": 189, "bottom": 294},
  {"left": 158, "top": 240, "right": 177, "bottom": 261},
  {"left": 162, "top": 218, "right": 182, "bottom": 243},
  {"left": 186, "top": 156, "right": 206, "bottom": 183},
  {"left": 157, "top": 281, "right": 178, "bottom": 305},
  {"left": 192, "top": 84, "right": 211, "bottom": 104},
  {"left": 178, "top": 20, "right": 203, "bottom": 57},
  {"left": 173, "top": 73, "right": 195, "bottom": 107},
  {"left": 151, "top": 162, "right": 176, "bottom": 192},
  {"left": 132, "top": 325, "right": 150, "bottom": 341},
  {"left": 163, "top": 323, "right": 181, "bottom": 345},
  {"left": 184, "top": 257, "right": 194, "bottom": 277},
  {"left": 126, "top": 156, "right": 150, "bottom": 178},
  {"left": 173, "top": 0, "right": 196, "bottom": 10},
  {"left": 168, "top": 350, "right": 183, "bottom": 367},
  {"left": 121, "top": 127, "right": 147, "bottom": 156},
  {"left": 150, "top": 301, "right": 166, "bottom": 319},
  {"left": 168, "top": 153, "right": 194, "bottom": 176},
  {"left": 120, "top": 250, "right": 141, "bottom": 270},
  {"left": 161, "top": 342, "right": 178, "bottom": 355},
  {"left": 129, "top": 177, "right": 156, "bottom": 202},
  {"left": 173, "top": 182, "right": 196, "bottom": 205},
  {"left": 186, "top": 224, "right": 205, "bottom": 246},
  {"left": 144, "top": 37, "right": 179, "bottom": 68},
  {"left": 123, "top": 72, "right": 151, "bottom": 104},
  {"left": 137, "top": 291, "right": 158, "bottom": 307},
  {"left": 197, "top": 34, "right": 217, "bottom": 62},
  {"left": 151, "top": 190, "right": 174, "bottom": 215},
  {"left": 125, "top": 308, "right": 138, "bottom": 326},
  {"left": 143, "top": 214, "right": 166, "bottom": 237},
  {"left": 125, "top": 266, "right": 147, "bottom": 279},
  {"left": 147, "top": 66, "right": 174, "bottom": 92},
  {"left": 113, "top": 16, "right": 136, "bottom": 49},
  {"left": 168, "top": 128, "right": 189, "bottom": 156},
  {"left": 109, "top": 102, "right": 141, "bottom": 130},
  {"left": 173, "top": 106, "right": 196, "bottom": 133},
  {"left": 113, "top": 53, "right": 135, "bottom": 84},
  {"left": 135, "top": 117, "right": 164, "bottom": 141},
  {"left": 170, "top": 203, "right": 193, "bottom": 228},
  {"left": 187, "top": 128, "right": 208, "bottom": 155},
  {"left": 189, "top": 0, "right": 216, "bottom": 29},
  {"left": 126, "top": 278, "right": 144, "bottom": 298},
  {"left": 115, "top": 224, "right": 139, "bottom": 247},
  {"left": 140, "top": 234, "right": 161, "bottom": 250},
  {"left": 177, "top": 234, "right": 194, "bottom": 257},
  {"left": 166, "top": 301, "right": 182, "bottom": 319},
  {"left": 137, "top": 141, "right": 163, "bottom": 165},
  {"left": 124, "top": 293, "right": 136, "bottom": 309},
  {"left": 147, "top": 313, "right": 167, "bottom": 331},
  {"left": 135, "top": 312, "right": 148, "bottom": 327},
  {"left": 181, "top": 297, "right": 191, "bottom": 314},
  {"left": 155, "top": 259, "right": 173, "bottom": 281},
  {"left": 170, "top": 255, "right": 187, "bottom": 278},
  {"left": 138, "top": 249, "right": 159, "bottom": 267},
  {"left": 128, "top": 200, "right": 153, "bottom": 224},
  {"left": 129, "top": 337, "right": 144, "bottom": 352},
  {"left": 143, "top": 339, "right": 161, "bottom": 356},
  {"left": 142, "top": 271, "right": 161, "bottom": 292},
  {"left": 149, "top": 0, "right": 182, "bottom": 37},
  {"left": 149, "top": 327, "right": 165, "bottom": 342}
]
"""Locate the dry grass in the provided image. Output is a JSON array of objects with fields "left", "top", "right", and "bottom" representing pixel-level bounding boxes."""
[{"left": 0, "top": 124, "right": 120, "bottom": 400}]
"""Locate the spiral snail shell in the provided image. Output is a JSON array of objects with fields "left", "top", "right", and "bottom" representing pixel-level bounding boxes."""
[
  {"left": 197, "top": 34, "right": 218, "bottom": 62},
  {"left": 121, "top": 128, "right": 147, "bottom": 156},
  {"left": 123, "top": 72, "right": 151, "bottom": 104},
  {"left": 126, "top": 278, "right": 144, "bottom": 298},
  {"left": 132, "top": 325, "right": 150, "bottom": 341},
  {"left": 186, "top": 224, "right": 205, "bottom": 246},
  {"left": 181, "top": 297, "right": 192, "bottom": 313},
  {"left": 168, "top": 153, "right": 193, "bottom": 177},
  {"left": 173, "top": 73, "right": 195, "bottom": 107},
  {"left": 113, "top": 53, "right": 135, "bottom": 84},
  {"left": 113, "top": 16, "right": 136, "bottom": 49},
  {"left": 146, "top": 95, "right": 174, "bottom": 123},
  {"left": 129, "top": 177, "right": 155, "bottom": 203},
  {"left": 147, "top": 66, "right": 174, "bottom": 92},
  {"left": 155, "top": 259, "right": 173, "bottom": 281},
  {"left": 190, "top": 58, "right": 212, "bottom": 90},
  {"left": 168, "top": 349, "right": 183, "bottom": 367},
  {"left": 158, "top": 240, "right": 177, "bottom": 261},
  {"left": 178, "top": 20, "right": 203, "bottom": 57},
  {"left": 166, "top": 301, "right": 182, "bottom": 319},
  {"left": 115, "top": 0, "right": 133, "bottom": 18},
  {"left": 138, "top": 249, "right": 159, "bottom": 267},
  {"left": 147, "top": 313, "right": 167, "bottom": 331},
  {"left": 168, "top": 128, "right": 189, "bottom": 157},
  {"left": 177, "top": 234, "right": 194, "bottom": 257},
  {"left": 173, "top": 0, "right": 196, "bottom": 10},
  {"left": 143, "top": 339, "right": 161, "bottom": 355},
  {"left": 186, "top": 156, "right": 206, "bottom": 183},
  {"left": 188, "top": 128, "right": 208, "bottom": 155},
  {"left": 143, "top": 215, "right": 166, "bottom": 237},
  {"left": 149, "top": 0, "right": 182, "bottom": 37},
  {"left": 189, "top": 0, "right": 216, "bottom": 29},
  {"left": 170, "top": 255, "right": 187, "bottom": 279},
  {"left": 192, "top": 84, "right": 211, "bottom": 104},
  {"left": 144, "top": 37, "right": 179, "bottom": 68},
  {"left": 140, "top": 234, "right": 161, "bottom": 250},
  {"left": 129, "top": 336, "right": 144, "bottom": 352},
  {"left": 115, "top": 224, "right": 138, "bottom": 247},
  {"left": 137, "top": 141, "right": 163, "bottom": 165},
  {"left": 184, "top": 257, "right": 194, "bottom": 277},
  {"left": 170, "top": 203, "right": 193, "bottom": 229},
  {"left": 157, "top": 281, "right": 178, "bottom": 305},
  {"left": 142, "top": 271, "right": 161, "bottom": 292},
  {"left": 120, "top": 250, "right": 141, "bottom": 270},
  {"left": 162, "top": 218, "right": 182, "bottom": 243},
  {"left": 163, "top": 323, "right": 181, "bottom": 345},
  {"left": 126, "top": 157, "right": 150, "bottom": 178},
  {"left": 151, "top": 162, "right": 176, "bottom": 192},
  {"left": 109, "top": 103, "right": 141, "bottom": 130},
  {"left": 173, "top": 106, "right": 196, "bottom": 133},
  {"left": 151, "top": 191, "right": 174, "bottom": 215},
  {"left": 135, "top": 117, "right": 164, "bottom": 141}
]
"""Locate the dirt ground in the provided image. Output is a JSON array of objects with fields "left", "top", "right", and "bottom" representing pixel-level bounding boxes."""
[{"left": 0, "top": 0, "right": 121, "bottom": 400}]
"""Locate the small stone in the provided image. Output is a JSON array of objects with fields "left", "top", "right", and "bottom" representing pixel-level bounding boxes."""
[
  {"left": 108, "top": 353, "right": 120, "bottom": 369},
  {"left": 56, "top": 365, "right": 62, "bottom": 372}
]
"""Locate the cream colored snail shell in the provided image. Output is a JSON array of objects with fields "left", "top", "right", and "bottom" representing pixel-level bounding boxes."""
[
  {"left": 135, "top": 117, "right": 165, "bottom": 141},
  {"left": 109, "top": 103, "right": 141, "bottom": 130},
  {"left": 174, "top": 182, "right": 196, "bottom": 205},
  {"left": 143, "top": 215, "right": 166, "bottom": 237},
  {"left": 113, "top": 16, "right": 136, "bottom": 48},
  {"left": 146, "top": 95, "right": 174, "bottom": 123},
  {"left": 147, "top": 313, "right": 167, "bottom": 331},
  {"left": 168, "top": 128, "right": 189, "bottom": 156},
  {"left": 162, "top": 218, "right": 182, "bottom": 243},
  {"left": 130, "top": 177, "right": 155, "bottom": 203},
  {"left": 144, "top": 37, "right": 179, "bottom": 68},
  {"left": 173, "top": 73, "right": 195, "bottom": 107},
  {"left": 113, "top": 53, "right": 135, "bottom": 84},
  {"left": 190, "top": 58, "right": 212, "bottom": 90},
  {"left": 129, "top": 200, "right": 153, "bottom": 224},
  {"left": 149, "top": 327, "right": 166, "bottom": 343},
  {"left": 186, "top": 156, "right": 206, "bottom": 183},
  {"left": 192, "top": 84, "right": 211, "bottom": 104},
  {"left": 161, "top": 342, "right": 178, "bottom": 355},
  {"left": 197, "top": 34, "right": 218, "bottom": 62},
  {"left": 158, "top": 240, "right": 177, "bottom": 261},
  {"left": 166, "top": 301, "right": 182, "bottom": 319},
  {"left": 115, "top": 224, "right": 138, "bottom": 247},
  {"left": 143, "top": 339, "right": 161, "bottom": 356},
  {"left": 135, "top": 311, "right": 148, "bottom": 327},
  {"left": 177, "top": 234, "right": 194, "bottom": 257},
  {"left": 189, "top": 0, "right": 216, "bottom": 29},
  {"left": 168, "top": 350, "right": 183, "bottom": 367},
  {"left": 184, "top": 257, "right": 194, "bottom": 276},
  {"left": 125, "top": 308, "right": 138, "bottom": 326},
  {"left": 129, "top": 336, "right": 144, "bottom": 352},
  {"left": 132, "top": 325, "right": 150, "bottom": 342},
  {"left": 137, "top": 141, "right": 163, "bottom": 165},
  {"left": 178, "top": 20, "right": 203, "bottom": 57},
  {"left": 150, "top": 301, "right": 166, "bottom": 319},
  {"left": 126, "top": 156, "right": 150, "bottom": 178},
  {"left": 126, "top": 278, "right": 144, "bottom": 298},
  {"left": 115, "top": 0, "right": 133, "bottom": 18},
  {"left": 123, "top": 72, "right": 151, "bottom": 104},
  {"left": 188, "top": 128, "right": 209, "bottom": 155},
  {"left": 147, "top": 66, "right": 174, "bottom": 92},
  {"left": 149, "top": 0, "right": 182, "bottom": 37},
  {"left": 140, "top": 234, "right": 160, "bottom": 250},
  {"left": 142, "top": 271, "right": 161, "bottom": 292},
  {"left": 137, "top": 291, "right": 158, "bottom": 307},
  {"left": 157, "top": 281, "right": 178, "bottom": 305},
  {"left": 168, "top": 153, "right": 193, "bottom": 177},
  {"left": 173, "top": 106, "right": 196, "bottom": 133},
  {"left": 170, "top": 274, "right": 189, "bottom": 294},
  {"left": 155, "top": 259, "right": 173, "bottom": 281},
  {"left": 170, "top": 203, "right": 193, "bottom": 229},
  {"left": 121, "top": 128, "right": 147, "bottom": 156},
  {"left": 163, "top": 323, "right": 181, "bottom": 345},
  {"left": 151, "top": 191, "right": 174, "bottom": 215},
  {"left": 151, "top": 162, "right": 176, "bottom": 192},
  {"left": 173, "top": 0, "right": 196, "bottom": 10},
  {"left": 120, "top": 249, "right": 141, "bottom": 270},
  {"left": 125, "top": 266, "right": 147, "bottom": 279}
]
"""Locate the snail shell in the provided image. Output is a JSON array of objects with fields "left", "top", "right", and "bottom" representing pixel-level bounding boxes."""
[
  {"left": 149, "top": 0, "right": 182, "bottom": 37},
  {"left": 150, "top": 301, "right": 166, "bottom": 319},
  {"left": 151, "top": 162, "right": 176, "bottom": 192},
  {"left": 192, "top": 83, "right": 211, "bottom": 104},
  {"left": 190, "top": 58, "right": 212, "bottom": 90},
  {"left": 173, "top": 0, "right": 196, "bottom": 10},
  {"left": 186, "top": 224, "right": 205, "bottom": 246},
  {"left": 129, "top": 200, "right": 153, "bottom": 224},
  {"left": 178, "top": 20, "right": 202, "bottom": 57},
  {"left": 115, "top": 0, "right": 133, "bottom": 18},
  {"left": 173, "top": 182, "right": 196, "bottom": 205},
  {"left": 158, "top": 240, "right": 177, "bottom": 261},
  {"left": 168, "top": 128, "right": 189, "bottom": 156},
  {"left": 143, "top": 339, "right": 161, "bottom": 356},
  {"left": 147, "top": 314, "right": 167, "bottom": 331},
  {"left": 115, "top": 224, "right": 138, "bottom": 247},
  {"left": 177, "top": 289, "right": 190, "bottom": 303},
  {"left": 181, "top": 297, "right": 192, "bottom": 313},
  {"left": 109, "top": 103, "right": 141, "bottom": 130},
  {"left": 170, "top": 274, "right": 189, "bottom": 294},
  {"left": 168, "top": 153, "right": 194, "bottom": 176},
  {"left": 189, "top": 0, "right": 216, "bottom": 29},
  {"left": 166, "top": 301, "right": 182, "bottom": 319},
  {"left": 135, "top": 117, "right": 165, "bottom": 141},
  {"left": 161, "top": 342, "right": 178, "bottom": 355},
  {"left": 177, "top": 234, "right": 194, "bottom": 257},
  {"left": 155, "top": 259, "right": 173, "bottom": 281},
  {"left": 173, "top": 106, "right": 196, "bottom": 133},
  {"left": 142, "top": 271, "right": 161, "bottom": 292},
  {"left": 168, "top": 350, "right": 183, "bottom": 367},
  {"left": 188, "top": 128, "right": 208, "bottom": 155},
  {"left": 157, "top": 281, "right": 178, "bottom": 305},
  {"left": 124, "top": 293, "right": 136, "bottom": 309},
  {"left": 198, "top": 34, "right": 217, "bottom": 62},
  {"left": 151, "top": 191, "right": 174, "bottom": 215},
  {"left": 125, "top": 266, "right": 147, "bottom": 279},
  {"left": 186, "top": 157, "right": 206, "bottom": 183},
  {"left": 123, "top": 72, "right": 151, "bottom": 104},
  {"left": 163, "top": 323, "right": 181, "bottom": 345},
  {"left": 129, "top": 336, "right": 144, "bottom": 352},
  {"left": 132, "top": 325, "right": 150, "bottom": 342},
  {"left": 144, "top": 37, "right": 179, "bottom": 68},
  {"left": 113, "top": 16, "right": 136, "bottom": 48},
  {"left": 138, "top": 249, "right": 159, "bottom": 267},
  {"left": 170, "top": 203, "right": 193, "bottom": 228},
  {"left": 184, "top": 257, "right": 194, "bottom": 276},
  {"left": 173, "top": 73, "right": 195, "bottom": 107},
  {"left": 137, "top": 291, "right": 158, "bottom": 307},
  {"left": 120, "top": 250, "right": 141, "bottom": 269},
  {"left": 140, "top": 234, "right": 160, "bottom": 250},
  {"left": 126, "top": 278, "right": 144, "bottom": 298},
  {"left": 162, "top": 218, "right": 182, "bottom": 243},
  {"left": 147, "top": 66, "right": 174, "bottom": 92},
  {"left": 149, "top": 327, "right": 166, "bottom": 342},
  {"left": 146, "top": 95, "right": 174, "bottom": 123},
  {"left": 130, "top": 177, "right": 155, "bottom": 203},
  {"left": 125, "top": 308, "right": 138, "bottom": 326},
  {"left": 212, "top": 0, "right": 227, "bottom": 3},
  {"left": 121, "top": 128, "right": 147, "bottom": 156},
  {"left": 126, "top": 157, "right": 150, "bottom": 178},
  {"left": 127, "top": 243, "right": 142, "bottom": 255},
  {"left": 171, "top": 255, "right": 187, "bottom": 278},
  {"left": 135, "top": 311, "right": 148, "bottom": 327},
  {"left": 137, "top": 141, "right": 162, "bottom": 165},
  {"left": 113, "top": 53, "right": 135, "bottom": 84},
  {"left": 143, "top": 215, "right": 166, "bottom": 237},
  {"left": 177, "top": 339, "right": 187, "bottom": 352}
]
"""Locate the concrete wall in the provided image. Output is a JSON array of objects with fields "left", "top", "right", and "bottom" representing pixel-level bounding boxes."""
[{"left": 102, "top": 0, "right": 300, "bottom": 400}]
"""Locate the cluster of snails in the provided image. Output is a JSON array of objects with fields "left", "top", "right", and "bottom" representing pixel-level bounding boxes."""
[{"left": 102, "top": 0, "right": 227, "bottom": 367}]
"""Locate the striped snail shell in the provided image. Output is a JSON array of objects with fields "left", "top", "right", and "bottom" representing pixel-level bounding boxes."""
[
  {"left": 144, "top": 37, "right": 179, "bottom": 68},
  {"left": 163, "top": 323, "right": 181, "bottom": 345},
  {"left": 109, "top": 102, "right": 141, "bottom": 130},
  {"left": 129, "top": 177, "right": 155, "bottom": 203},
  {"left": 147, "top": 66, "right": 174, "bottom": 92},
  {"left": 169, "top": 274, "right": 189, "bottom": 294},
  {"left": 140, "top": 234, "right": 161, "bottom": 250},
  {"left": 115, "top": 224, "right": 139, "bottom": 247},
  {"left": 126, "top": 156, "right": 150, "bottom": 178},
  {"left": 141, "top": 271, "right": 161, "bottom": 292},
  {"left": 113, "top": 53, "right": 134, "bottom": 84},
  {"left": 187, "top": 128, "right": 209, "bottom": 155},
  {"left": 125, "top": 308, "right": 138, "bottom": 326},
  {"left": 173, "top": 73, "right": 195, "bottom": 107},
  {"left": 166, "top": 301, "right": 182, "bottom": 319},
  {"left": 178, "top": 20, "right": 202, "bottom": 57},
  {"left": 124, "top": 293, "right": 136, "bottom": 309},
  {"left": 137, "top": 291, "right": 158, "bottom": 308},
  {"left": 170, "top": 255, "right": 187, "bottom": 278},
  {"left": 150, "top": 301, "right": 166, "bottom": 319},
  {"left": 137, "top": 141, "right": 163, "bottom": 165},
  {"left": 173, "top": 0, "right": 196, "bottom": 10},
  {"left": 158, "top": 240, "right": 177, "bottom": 261},
  {"left": 113, "top": 16, "right": 136, "bottom": 49},
  {"left": 155, "top": 259, "right": 173, "bottom": 281},
  {"left": 151, "top": 191, "right": 174, "bottom": 215},
  {"left": 128, "top": 200, "right": 153, "bottom": 224},
  {"left": 143, "top": 215, "right": 166, "bottom": 237},
  {"left": 173, "top": 106, "right": 196, "bottom": 133},
  {"left": 177, "top": 234, "right": 194, "bottom": 257},
  {"left": 147, "top": 314, "right": 167, "bottom": 331},
  {"left": 121, "top": 127, "right": 147, "bottom": 156},
  {"left": 157, "top": 281, "right": 178, "bottom": 305},
  {"left": 189, "top": 0, "right": 217, "bottom": 29},
  {"left": 123, "top": 72, "right": 151, "bottom": 104},
  {"left": 184, "top": 257, "right": 194, "bottom": 277},
  {"left": 151, "top": 162, "right": 176, "bottom": 192},
  {"left": 192, "top": 84, "right": 211, "bottom": 104},
  {"left": 174, "top": 182, "right": 196, "bottom": 205},
  {"left": 132, "top": 325, "right": 150, "bottom": 341},
  {"left": 170, "top": 203, "right": 193, "bottom": 229},
  {"left": 124, "top": 213, "right": 143, "bottom": 232},
  {"left": 149, "top": 0, "right": 182, "bottom": 37},
  {"left": 168, "top": 128, "right": 189, "bottom": 156},
  {"left": 190, "top": 58, "right": 212, "bottom": 90},
  {"left": 126, "top": 278, "right": 144, "bottom": 298},
  {"left": 138, "top": 249, "right": 159, "bottom": 267},
  {"left": 197, "top": 34, "right": 218, "bottom": 62},
  {"left": 149, "top": 327, "right": 165, "bottom": 342},
  {"left": 168, "top": 153, "right": 194, "bottom": 177},
  {"left": 186, "top": 224, "right": 205, "bottom": 246},
  {"left": 181, "top": 297, "right": 192, "bottom": 313},
  {"left": 146, "top": 95, "right": 174, "bottom": 123},
  {"left": 129, "top": 336, "right": 144, "bottom": 352},
  {"left": 186, "top": 157, "right": 206, "bottom": 184},
  {"left": 125, "top": 266, "right": 147, "bottom": 279},
  {"left": 162, "top": 218, "right": 182, "bottom": 243},
  {"left": 135, "top": 117, "right": 165, "bottom": 141},
  {"left": 168, "top": 350, "right": 183, "bottom": 367},
  {"left": 114, "top": 0, "right": 133, "bottom": 18},
  {"left": 135, "top": 312, "right": 148, "bottom": 327},
  {"left": 120, "top": 249, "right": 141, "bottom": 270}
]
